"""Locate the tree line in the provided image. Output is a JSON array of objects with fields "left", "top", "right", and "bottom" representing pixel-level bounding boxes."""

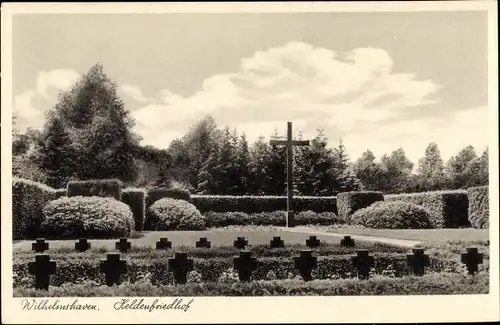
[{"left": 12, "top": 64, "right": 488, "bottom": 195}]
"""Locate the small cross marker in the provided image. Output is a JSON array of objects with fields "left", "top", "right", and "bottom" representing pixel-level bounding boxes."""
[
  {"left": 306, "top": 236, "right": 320, "bottom": 248},
  {"left": 340, "top": 236, "right": 355, "bottom": 248},
  {"left": 270, "top": 236, "right": 285, "bottom": 248},
  {"left": 168, "top": 252, "right": 194, "bottom": 284},
  {"left": 233, "top": 250, "right": 257, "bottom": 282},
  {"left": 233, "top": 237, "right": 248, "bottom": 249},
  {"left": 32, "top": 238, "right": 49, "bottom": 253},
  {"left": 406, "top": 248, "right": 430, "bottom": 276},
  {"left": 294, "top": 250, "right": 317, "bottom": 281},
  {"left": 196, "top": 237, "right": 211, "bottom": 248},
  {"left": 461, "top": 247, "right": 484, "bottom": 275},
  {"left": 115, "top": 238, "right": 131, "bottom": 253},
  {"left": 28, "top": 254, "right": 56, "bottom": 290},
  {"left": 75, "top": 238, "right": 91, "bottom": 252},
  {"left": 100, "top": 253, "right": 127, "bottom": 286},
  {"left": 352, "top": 249, "right": 374, "bottom": 279},
  {"left": 156, "top": 237, "right": 172, "bottom": 250}
]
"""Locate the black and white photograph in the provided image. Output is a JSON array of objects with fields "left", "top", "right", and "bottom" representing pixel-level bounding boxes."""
[{"left": 1, "top": 1, "right": 498, "bottom": 324}]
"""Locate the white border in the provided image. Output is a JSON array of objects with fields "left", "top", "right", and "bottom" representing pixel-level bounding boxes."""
[{"left": 2, "top": 2, "right": 499, "bottom": 324}]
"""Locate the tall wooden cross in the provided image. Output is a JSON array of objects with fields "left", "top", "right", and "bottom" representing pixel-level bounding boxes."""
[{"left": 270, "top": 121, "right": 310, "bottom": 227}]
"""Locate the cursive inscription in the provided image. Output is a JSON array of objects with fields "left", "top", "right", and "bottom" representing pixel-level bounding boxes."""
[
  {"left": 21, "top": 299, "right": 98, "bottom": 311},
  {"left": 114, "top": 298, "right": 194, "bottom": 312}
]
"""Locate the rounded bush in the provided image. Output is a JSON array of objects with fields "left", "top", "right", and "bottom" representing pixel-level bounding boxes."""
[
  {"left": 41, "top": 196, "right": 135, "bottom": 239},
  {"left": 350, "top": 201, "right": 433, "bottom": 229},
  {"left": 148, "top": 198, "right": 205, "bottom": 230}
]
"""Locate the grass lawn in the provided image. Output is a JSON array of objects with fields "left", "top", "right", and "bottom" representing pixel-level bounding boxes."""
[
  {"left": 13, "top": 227, "right": 348, "bottom": 252},
  {"left": 303, "top": 225, "right": 489, "bottom": 243}
]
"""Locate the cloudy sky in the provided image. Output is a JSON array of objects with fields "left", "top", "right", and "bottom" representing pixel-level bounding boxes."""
[{"left": 12, "top": 11, "right": 489, "bottom": 163}]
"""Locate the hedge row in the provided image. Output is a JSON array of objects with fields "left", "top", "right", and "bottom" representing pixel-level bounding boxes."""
[
  {"left": 13, "top": 254, "right": 465, "bottom": 287},
  {"left": 190, "top": 195, "right": 338, "bottom": 214},
  {"left": 14, "top": 273, "right": 488, "bottom": 296},
  {"left": 467, "top": 186, "right": 489, "bottom": 229},
  {"left": 67, "top": 179, "right": 123, "bottom": 200},
  {"left": 146, "top": 188, "right": 191, "bottom": 209},
  {"left": 122, "top": 188, "right": 146, "bottom": 231},
  {"left": 12, "top": 178, "right": 66, "bottom": 240},
  {"left": 337, "top": 191, "right": 384, "bottom": 223},
  {"left": 204, "top": 211, "right": 340, "bottom": 227},
  {"left": 385, "top": 190, "right": 469, "bottom": 228}
]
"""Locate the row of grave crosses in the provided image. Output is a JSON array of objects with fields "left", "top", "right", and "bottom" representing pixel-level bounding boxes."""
[
  {"left": 32, "top": 235, "right": 330, "bottom": 253},
  {"left": 28, "top": 246, "right": 485, "bottom": 291}
]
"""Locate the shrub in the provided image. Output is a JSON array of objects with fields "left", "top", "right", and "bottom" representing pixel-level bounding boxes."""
[
  {"left": 54, "top": 188, "right": 67, "bottom": 198},
  {"left": 190, "top": 195, "right": 337, "bottom": 214},
  {"left": 146, "top": 187, "right": 191, "bottom": 208},
  {"left": 147, "top": 198, "right": 205, "bottom": 231},
  {"left": 467, "top": 186, "right": 489, "bottom": 229},
  {"left": 41, "top": 196, "right": 134, "bottom": 239},
  {"left": 350, "top": 201, "right": 434, "bottom": 229},
  {"left": 122, "top": 188, "right": 146, "bottom": 231},
  {"left": 204, "top": 210, "right": 339, "bottom": 227},
  {"left": 12, "top": 178, "right": 62, "bottom": 239},
  {"left": 385, "top": 190, "right": 469, "bottom": 228},
  {"left": 337, "top": 191, "right": 384, "bottom": 223},
  {"left": 67, "top": 179, "right": 123, "bottom": 200}
]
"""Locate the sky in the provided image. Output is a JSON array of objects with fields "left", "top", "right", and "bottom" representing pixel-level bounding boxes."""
[{"left": 12, "top": 11, "right": 489, "bottom": 164}]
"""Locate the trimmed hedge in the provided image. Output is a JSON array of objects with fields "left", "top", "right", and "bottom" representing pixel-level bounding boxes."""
[
  {"left": 385, "top": 190, "right": 469, "bottom": 228},
  {"left": 467, "top": 186, "right": 489, "bottom": 229},
  {"left": 41, "top": 196, "right": 134, "bottom": 239},
  {"left": 351, "top": 201, "right": 434, "bottom": 229},
  {"left": 12, "top": 178, "right": 62, "bottom": 239},
  {"left": 147, "top": 198, "right": 205, "bottom": 231},
  {"left": 67, "top": 179, "right": 123, "bottom": 200},
  {"left": 337, "top": 191, "right": 384, "bottom": 223},
  {"left": 190, "top": 195, "right": 337, "bottom": 214},
  {"left": 204, "top": 210, "right": 340, "bottom": 227},
  {"left": 146, "top": 188, "right": 191, "bottom": 209},
  {"left": 14, "top": 274, "right": 489, "bottom": 296},
  {"left": 122, "top": 188, "right": 146, "bottom": 231}
]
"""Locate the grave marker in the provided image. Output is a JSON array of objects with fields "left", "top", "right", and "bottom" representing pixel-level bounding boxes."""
[
  {"left": 28, "top": 254, "right": 56, "bottom": 290},
  {"left": 196, "top": 237, "right": 211, "bottom": 248},
  {"left": 156, "top": 238, "right": 172, "bottom": 250},
  {"left": 406, "top": 248, "right": 430, "bottom": 276},
  {"left": 168, "top": 252, "right": 194, "bottom": 284},
  {"left": 294, "top": 250, "right": 317, "bottom": 281},
  {"left": 269, "top": 121, "right": 310, "bottom": 227},
  {"left": 270, "top": 236, "right": 285, "bottom": 248},
  {"left": 100, "top": 253, "right": 127, "bottom": 286},
  {"left": 32, "top": 238, "right": 49, "bottom": 253},
  {"left": 352, "top": 249, "right": 374, "bottom": 279},
  {"left": 115, "top": 238, "right": 131, "bottom": 253},
  {"left": 233, "top": 237, "right": 248, "bottom": 249},
  {"left": 75, "top": 238, "right": 91, "bottom": 252},
  {"left": 461, "top": 246, "right": 484, "bottom": 275},
  {"left": 306, "top": 236, "right": 320, "bottom": 248},
  {"left": 233, "top": 250, "right": 257, "bottom": 282},
  {"left": 340, "top": 235, "right": 355, "bottom": 248}
]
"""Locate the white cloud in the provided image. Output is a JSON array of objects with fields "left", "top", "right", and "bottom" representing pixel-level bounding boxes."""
[
  {"left": 120, "top": 84, "right": 154, "bottom": 103},
  {"left": 13, "top": 69, "right": 79, "bottom": 131}
]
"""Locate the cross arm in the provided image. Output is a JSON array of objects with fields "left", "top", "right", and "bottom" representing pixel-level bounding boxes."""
[{"left": 269, "top": 140, "right": 310, "bottom": 146}]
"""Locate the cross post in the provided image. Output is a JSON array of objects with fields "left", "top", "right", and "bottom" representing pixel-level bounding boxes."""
[
  {"left": 32, "top": 238, "right": 49, "bottom": 253},
  {"left": 269, "top": 122, "right": 310, "bottom": 227},
  {"left": 28, "top": 254, "right": 56, "bottom": 290},
  {"left": 75, "top": 238, "right": 91, "bottom": 252},
  {"left": 293, "top": 250, "right": 317, "bottom": 281},
  {"left": 352, "top": 249, "right": 374, "bottom": 279},
  {"left": 100, "top": 253, "right": 127, "bottom": 286},
  {"left": 115, "top": 238, "right": 131, "bottom": 253},
  {"left": 233, "top": 237, "right": 248, "bottom": 249},
  {"left": 168, "top": 252, "right": 194, "bottom": 284},
  {"left": 156, "top": 237, "right": 172, "bottom": 250},
  {"left": 196, "top": 237, "right": 211, "bottom": 248},
  {"left": 270, "top": 236, "right": 285, "bottom": 248},
  {"left": 306, "top": 236, "right": 320, "bottom": 248},
  {"left": 233, "top": 250, "right": 257, "bottom": 282},
  {"left": 461, "top": 246, "right": 484, "bottom": 275},
  {"left": 406, "top": 248, "right": 430, "bottom": 276},
  {"left": 340, "top": 235, "right": 355, "bottom": 248}
]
